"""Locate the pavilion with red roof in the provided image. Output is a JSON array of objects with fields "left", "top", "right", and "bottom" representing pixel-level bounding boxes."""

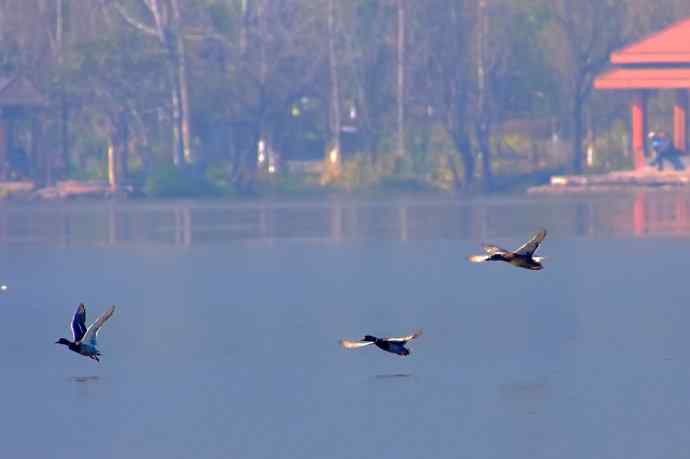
[{"left": 594, "top": 17, "right": 690, "bottom": 170}]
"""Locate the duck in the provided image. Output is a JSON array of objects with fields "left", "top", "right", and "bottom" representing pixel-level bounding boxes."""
[
  {"left": 340, "top": 330, "right": 422, "bottom": 356},
  {"left": 56, "top": 303, "right": 115, "bottom": 362},
  {"left": 467, "top": 228, "right": 547, "bottom": 271}
]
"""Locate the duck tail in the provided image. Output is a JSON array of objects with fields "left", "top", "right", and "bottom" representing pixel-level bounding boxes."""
[{"left": 467, "top": 254, "right": 490, "bottom": 263}]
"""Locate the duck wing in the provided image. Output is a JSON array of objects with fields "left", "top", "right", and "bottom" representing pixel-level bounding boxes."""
[
  {"left": 385, "top": 330, "right": 422, "bottom": 343},
  {"left": 80, "top": 306, "right": 115, "bottom": 346},
  {"left": 71, "top": 303, "right": 87, "bottom": 342},
  {"left": 482, "top": 244, "right": 509, "bottom": 255},
  {"left": 513, "top": 229, "right": 547, "bottom": 257},
  {"left": 340, "top": 339, "right": 375, "bottom": 349}
]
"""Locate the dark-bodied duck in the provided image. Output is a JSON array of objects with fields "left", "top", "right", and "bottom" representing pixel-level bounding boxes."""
[
  {"left": 340, "top": 330, "right": 422, "bottom": 356},
  {"left": 467, "top": 228, "right": 547, "bottom": 271},
  {"left": 56, "top": 303, "right": 115, "bottom": 362}
]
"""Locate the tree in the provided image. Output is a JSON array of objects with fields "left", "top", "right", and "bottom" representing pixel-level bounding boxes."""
[
  {"left": 475, "top": 0, "right": 492, "bottom": 188},
  {"left": 395, "top": 0, "right": 406, "bottom": 163},
  {"left": 191, "top": 0, "right": 327, "bottom": 189},
  {"left": 424, "top": 0, "right": 476, "bottom": 188},
  {"left": 325, "top": 0, "right": 342, "bottom": 178},
  {"left": 548, "top": 0, "right": 628, "bottom": 173},
  {"left": 108, "top": 0, "right": 193, "bottom": 166}
]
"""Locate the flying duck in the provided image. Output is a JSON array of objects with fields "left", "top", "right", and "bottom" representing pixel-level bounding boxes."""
[
  {"left": 340, "top": 330, "right": 422, "bottom": 356},
  {"left": 56, "top": 303, "right": 115, "bottom": 362},
  {"left": 467, "top": 228, "right": 547, "bottom": 271}
]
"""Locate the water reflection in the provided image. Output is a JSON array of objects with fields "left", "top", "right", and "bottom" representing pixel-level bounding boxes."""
[
  {"left": 68, "top": 376, "right": 100, "bottom": 384},
  {"left": 1, "top": 191, "right": 690, "bottom": 247},
  {"left": 497, "top": 381, "right": 549, "bottom": 401},
  {"left": 372, "top": 373, "right": 414, "bottom": 380}
]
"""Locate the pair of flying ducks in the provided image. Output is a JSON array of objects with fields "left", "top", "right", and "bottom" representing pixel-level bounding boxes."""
[{"left": 341, "top": 229, "right": 548, "bottom": 356}]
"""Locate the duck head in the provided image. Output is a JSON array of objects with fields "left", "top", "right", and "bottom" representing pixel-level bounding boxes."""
[{"left": 55, "top": 338, "right": 72, "bottom": 346}]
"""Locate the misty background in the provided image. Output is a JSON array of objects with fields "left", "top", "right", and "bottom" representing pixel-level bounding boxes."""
[{"left": 1, "top": 0, "right": 690, "bottom": 196}]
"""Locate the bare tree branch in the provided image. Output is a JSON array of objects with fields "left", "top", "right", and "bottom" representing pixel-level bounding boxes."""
[{"left": 108, "top": 0, "right": 158, "bottom": 37}]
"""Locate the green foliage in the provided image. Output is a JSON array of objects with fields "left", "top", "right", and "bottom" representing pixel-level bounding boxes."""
[
  {"left": 339, "top": 154, "right": 377, "bottom": 191},
  {"left": 144, "top": 165, "right": 224, "bottom": 198},
  {"left": 588, "top": 121, "right": 635, "bottom": 173},
  {"left": 492, "top": 1, "right": 560, "bottom": 118},
  {"left": 376, "top": 176, "right": 440, "bottom": 194}
]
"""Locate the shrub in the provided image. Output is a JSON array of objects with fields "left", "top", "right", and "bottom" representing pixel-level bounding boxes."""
[{"left": 144, "top": 164, "right": 223, "bottom": 198}]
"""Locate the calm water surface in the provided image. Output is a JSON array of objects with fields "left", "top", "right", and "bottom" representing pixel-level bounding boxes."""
[{"left": 1, "top": 192, "right": 690, "bottom": 459}]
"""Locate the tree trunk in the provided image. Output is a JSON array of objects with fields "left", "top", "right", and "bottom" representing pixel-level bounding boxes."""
[
  {"left": 60, "top": 99, "right": 70, "bottom": 177},
  {"left": 572, "top": 97, "right": 584, "bottom": 174},
  {"left": 328, "top": 0, "right": 341, "bottom": 158},
  {"left": 108, "top": 111, "right": 129, "bottom": 191},
  {"left": 451, "top": 129, "right": 474, "bottom": 188},
  {"left": 238, "top": 120, "right": 260, "bottom": 194},
  {"left": 57, "top": 0, "right": 69, "bottom": 178},
  {"left": 396, "top": 0, "right": 406, "bottom": 161},
  {"left": 107, "top": 143, "right": 117, "bottom": 191},
  {"left": 169, "top": 0, "right": 192, "bottom": 164},
  {"left": 240, "top": 0, "right": 249, "bottom": 56},
  {"left": 476, "top": 0, "right": 493, "bottom": 190},
  {"left": 169, "top": 74, "right": 183, "bottom": 166},
  {"left": 477, "top": 125, "right": 493, "bottom": 190},
  {"left": 117, "top": 109, "right": 129, "bottom": 183},
  {"left": 324, "top": 0, "right": 341, "bottom": 180}
]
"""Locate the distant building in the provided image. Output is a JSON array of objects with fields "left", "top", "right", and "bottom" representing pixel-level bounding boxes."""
[
  {"left": 0, "top": 75, "right": 48, "bottom": 183},
  {"left": 595, "top": 17, "right": 690, "bottom": 170}
]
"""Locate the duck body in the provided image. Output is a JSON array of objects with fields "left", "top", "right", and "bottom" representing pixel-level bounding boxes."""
[
  {"left": 56, "top": 338, "right": 102, "bottom": 361},
  {"left": 486, "top": 252, "right": 543, "bottom": 271},
  {"left": 372, "top": 337, "right": 411, "bottom": 356}
]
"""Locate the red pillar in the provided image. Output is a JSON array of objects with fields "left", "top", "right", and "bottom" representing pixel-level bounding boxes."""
[
  {"left": 673, "top": 89, "right": 688, "bottom": 152},
  {"left": 631, "top": 91, "right": 648, "bottom": 170}
]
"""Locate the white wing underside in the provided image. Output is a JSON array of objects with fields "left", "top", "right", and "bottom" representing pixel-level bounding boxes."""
[
  {"left": 385, "top": 330, "right": 423, "bottom": 343},
  {"left": 482, "top": 244, "right": 509, "bottom": 255},
  {"left": 340, "top": 339, "right": 375, "bottom": 349},
  {"left": 467, "top": 254, "right": 490, "bottom": 263},
  {"left": 80, "top": 306, "right": 115, "bottom": 345}
]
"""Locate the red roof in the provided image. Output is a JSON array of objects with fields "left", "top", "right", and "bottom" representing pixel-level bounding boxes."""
[
  {"left": 611, "top": 17, "right": 690, "bottom": 64},
  {"left": 595, "top": 68, "right": 690, "bottom": 89}
]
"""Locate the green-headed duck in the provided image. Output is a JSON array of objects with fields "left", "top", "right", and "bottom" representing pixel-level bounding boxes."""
[{"left": 56, "top": 303, "right": 115, "bottom": 362}]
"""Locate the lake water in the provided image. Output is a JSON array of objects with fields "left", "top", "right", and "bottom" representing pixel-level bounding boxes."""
[{"left": 1, "top": 191, "right": 690, "bottom": 459}]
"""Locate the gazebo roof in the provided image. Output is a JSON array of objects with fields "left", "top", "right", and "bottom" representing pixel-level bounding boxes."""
[
  {"left": 595, "top": 68, "right": 690, "bottom": 90},
  {"left": 611, "top": 17, "right": 690, "bottom": 64},
  {"left": 595, "top": 16, "right": 690, "bottom": 90}
]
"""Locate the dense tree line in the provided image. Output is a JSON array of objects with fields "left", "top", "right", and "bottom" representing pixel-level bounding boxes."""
[{"left": 2, "top": 0, "right": 689, "bottom": 193}]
